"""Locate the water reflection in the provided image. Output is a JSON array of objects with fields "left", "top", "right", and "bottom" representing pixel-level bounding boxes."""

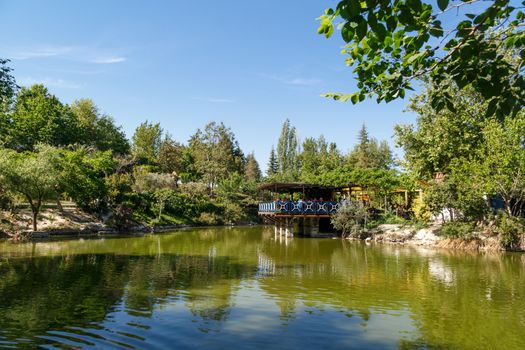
[{"left": 0, "top": 226, "right": 523, "bottom": 349}]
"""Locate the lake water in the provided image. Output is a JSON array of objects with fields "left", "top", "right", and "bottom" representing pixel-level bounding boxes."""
[{"left": 0, "top": 226, "right": 523, "bottom": 349}]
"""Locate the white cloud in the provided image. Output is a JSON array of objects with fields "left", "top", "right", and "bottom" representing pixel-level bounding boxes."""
[
  {"left": 192, "top": 96, "right": 235, "bottom": 103},
  {"left": 260, "top": 73, "right": 322, "bottom": 86},
  {"left": 19, "top": 76, "right": 82, "bottom": 89},
  {"left": 91, "top": 56, "right": 127, "bottom": 64},
  {"left": 284, "top": 78, "right": 322, "bottom": 86},
  {"left": 5, "top": 45, "right": 127, "bottom": 64},
  {"left": 10, "top": 46, "right": 74, "bottom": 60}
]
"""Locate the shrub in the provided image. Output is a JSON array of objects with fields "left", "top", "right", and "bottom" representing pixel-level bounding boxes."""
[
  {"left": 495, "top": 214, "right": 525, "bottom": 250},
  {"left": 198, "top": 212, "right": 221, "bottom": 226},
  {"left": 412, "top": 196, "right": 431, "bottom": 222},
  {"left": 331, "top": 200, "right": 369, "bottom": 238},
  {"left": 110, "top": 204, "right": 134, "bottom": 230},
  {"left": 439, "top": 222, "right": 477, "bottom": 239},
  {"left": 380, "top": 210, "right": 408, "bottom": 225}
]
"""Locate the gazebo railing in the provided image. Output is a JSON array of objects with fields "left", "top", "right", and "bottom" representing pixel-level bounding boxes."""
[{"left": 258, "top": 201, "right": 340, "bottom": 215}]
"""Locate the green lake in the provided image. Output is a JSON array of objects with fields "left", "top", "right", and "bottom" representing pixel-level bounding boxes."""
[{"left": 0, "top": 226, "right": 524, "bottom": 349}]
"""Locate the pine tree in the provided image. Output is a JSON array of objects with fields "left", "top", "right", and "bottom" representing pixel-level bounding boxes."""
[
  {"left": 267, "top": 146, "right": 278, "bottom": 177},
  {"left": 348, "top": 124, "right": 393, "bottom": 169},
  {"left": 245, "top": 153, "right": 262, "bottom": 182}
]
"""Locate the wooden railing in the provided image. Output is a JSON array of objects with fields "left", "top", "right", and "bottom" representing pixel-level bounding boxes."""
[{"left": 258, "top": 201, "right": 340, "bottom": 215}]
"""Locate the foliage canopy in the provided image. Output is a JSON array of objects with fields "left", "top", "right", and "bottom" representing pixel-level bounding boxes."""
[{"left": 318, "top": 0, "right": 525, "bottom": 119}]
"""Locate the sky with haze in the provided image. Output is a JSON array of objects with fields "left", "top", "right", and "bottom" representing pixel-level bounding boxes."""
[{"left": 1, "top": 0, "right": 417, "bottom": 171}]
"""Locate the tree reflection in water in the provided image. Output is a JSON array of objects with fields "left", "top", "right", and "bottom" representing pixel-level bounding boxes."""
[{"left": 0, "top": 226, "right": 523, "bottom": 349}]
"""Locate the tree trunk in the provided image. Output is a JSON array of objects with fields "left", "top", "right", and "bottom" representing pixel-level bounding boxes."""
[
  {"left": 158, "top": 201, "right": 164, "bottom": 221},
  {"left": 504, "top": 197, "right": 513, "bottom": 217},
  {"left": 32, "top": 207, "right": 38, "bottom": 231},
  {"left": 56, "top": 196, "right": 63, "bottom": 213}
]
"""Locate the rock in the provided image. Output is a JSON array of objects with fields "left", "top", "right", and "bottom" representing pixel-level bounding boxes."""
[
  {"left": 375, "top": 224, "right": 415, "bottom": 243},
  {"left": 411, "top": 225, "right": 441, "bottom": 246}
]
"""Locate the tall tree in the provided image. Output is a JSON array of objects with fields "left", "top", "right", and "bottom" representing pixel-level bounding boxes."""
[
  {"left": 299, "top": 137, "right": 321, "bottom": 182},
  {"left": 348, "top": 125, "right": 393, "bottom": 169},
  {"left": 277, "top": 119, "right": 291, "bottom": 174},
  {"left": 131, "top": 121, "right": 163, "bottom": 163},
  {"left": 189, "top": 122, "right": 245, "bottom": 191},
  {"left": 0, "top": 58, "right": 17, "bottom": 112},
  {"left": 245, "top": 153, "right": 262, "bottom": 183},
  {"left": 70, "top": 99, "right": 129, "bottom": 154},
  {"left": 318, "top": 0, "right": 525, "bottom": 119},
  {"left": 4, "top": 85, "right": 76, "bottom": 150},
  {"left": 266, "top": 146, "right": 278, "bottom": 177},
  {"left": 276, "top": 119, "right": 299, "bottom": 180},
  {"left": 395, "top": 81, "right": 487, "bottom": 180},
  {"left": 157, "top": 134, "right": 186, "bottom": 178}
]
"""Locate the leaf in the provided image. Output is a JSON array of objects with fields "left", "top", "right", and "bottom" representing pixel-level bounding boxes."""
[
  {"left": 485, "top": 98, "right": 498, "bottom": 118},
  {"left": 437, "top": 0, "right": 449, "bottom": 11},
  {"left": 348, "top": 0, "right": 361, "bottom": 18},
  {"left": 356, "top": 18, "right": 368, "bottom": 40},
  {"left": 386, "top": 16, "right": 397, "bottom": 32},
  {"left": 429, "top": 27, "right": 444, "bottom": 37},
  {"left": 371, "top": 22, "right": 387, "bottom": 41},
  {"left": 406, "top": 52, "right": 425, "bottom": 65},
  {"left": 444, "top": 97, "right": 456, "bottom": 113},
  {"left": 342, "top": 22, "right": 355, "bottom": 42}
]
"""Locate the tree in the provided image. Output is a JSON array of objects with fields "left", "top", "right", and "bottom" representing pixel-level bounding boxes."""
[
  {"left": 331, "top": 200, "right": 369, "bottom": 238},
  {"left": 157, "top": 135, "right": 185, "bottom": 178},
  {"left": 266, "top": 146, "right": 278, "bottom": 177},
  {"left": 188, "top": 122, "right": 245, "bottom": 191},
  {"left": 276, "top": 119, "right": 299, "bottom": 180},
  {"left": 4, "top": 85, "right": 76, "bottom": 150},
  {"left": 132, "top": 166, "right": 178, "bottom": 220},
  {"left": 348, "top": 125, "right": 393, "bottom": 169},
  {"left": 469, "top": 115, "right": 525, "bottom": 217},
  {"left": 0, "top": 145, "right": 61, "bottom": 231},
  {"left": 299, "top": 137, "right": 321, "bottom": 182},
  {"left": 298, "top": 135, "right": 343, "bottom": 182},
  {"left": 395, "top": 81, "right": 487, "bottom": 180},
  {"left": 58, "top": 148, "right": 116, "bottom": 212},
  {"left": 70, "top": 99, "right": 129, "bottom": 154},
  {"left": 245, "top": 153, "right": 262, "bottom": 183},
  {"left": 318, "top": 0, "right": 525, "bottom": 119},
  {"left": 132, "top": 121, "right": 163, "bottom": 163},
  {"left": 322, "top": 140, "right": 344, "bottom": 172},
  {"left": 0, "top": 58, "right": 17, "bottom": 112}
]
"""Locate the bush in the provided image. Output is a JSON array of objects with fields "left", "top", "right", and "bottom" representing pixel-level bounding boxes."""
[
  {"left": 380, "top": 210, "right": 408, "bottom": 224},
  {"left": 109, "top": 204, "right": 134, "bottom": 230},
  {"left": 439, "top": 222, "right": 477, "bottom": 239},
  {"left": 331, "top": 200, "right": 369, "bottom": 238},
  {"left": 198, "top": 212, "right": 221, "bottom": 226},
  {"left": 412, "top": 196, "right": 431, "bottom": 221},
  {"left": 496, "top": 214, "right": 525, "bottom": 250}
]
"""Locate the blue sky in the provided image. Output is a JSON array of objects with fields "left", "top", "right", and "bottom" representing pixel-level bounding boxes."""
[{"left": 0, "top": 0, "right": 416, "bottom": 170}]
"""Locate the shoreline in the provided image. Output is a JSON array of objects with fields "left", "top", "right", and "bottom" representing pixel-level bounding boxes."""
[
  {"left": 350, "top": 224, "right": 524, "bottom": 252},
  {"left": 4, "top": 221, "right": 524, "bottom": 253},
  {"left": 3, "top": 222, "right": 261, "bottom": 241}
]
